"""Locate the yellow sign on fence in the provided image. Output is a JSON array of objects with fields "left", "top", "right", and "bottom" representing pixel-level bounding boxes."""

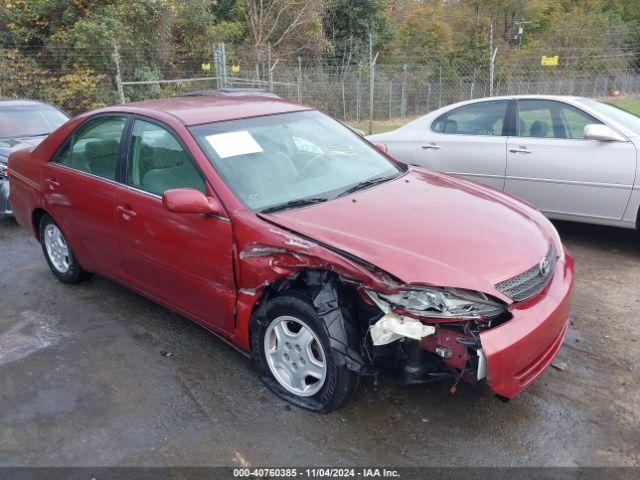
[
  {"left": 541, "top": 55, "right": 559, "bottom": 66},
  {"left": 231, "top": 64, "right": 240, "bottom": 73},
  {"left": 201, "top": 63, "right": 211, "bottom": 71}
]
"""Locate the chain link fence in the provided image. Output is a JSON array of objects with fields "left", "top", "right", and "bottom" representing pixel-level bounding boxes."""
[{"left": 2, "top": 44, "right": 640, "bottom": 128}]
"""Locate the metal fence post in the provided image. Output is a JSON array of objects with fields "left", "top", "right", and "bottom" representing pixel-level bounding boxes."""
[
  {"left": 267, "top": 42, "right": 273, "bottom": 92},
  {"left": 470, "top": 70, "right": 476, "bottom": 99},
  {"left": 112, "top": 44, "right": 126, "bottom": 104},
  {"left": 342, "top": 80, "right": 347, "bottom": 121},
  {"left": 220, "top": 42, "right": 227, "bottom": 88},
  {"left": 297, "top": 56, "right": 302, "bottom": 102},
  {"left": 488, "top": 24, "right": 495, "bottom": 96},
  {"left": 356, "top": 75, "right": 361, "bottom": 123},
  {"left": 401, "top": 64, "right": 407, "bottom": 119},
  {"left": 489, "top": 48, "right": 497, "bottom": 97},
  {"left": 388, "top": 80, "right": 393, "bottom": 120},
  {"left": 438, "top": 66, "right": 442, "bottom": 108},
  {"left": 369, "top": 39, "right": 379, "bottom": 135},
  {"left": 0, "top": 49, "right": 5, "bottom": 98},
  {"left": 214, "top": 44, "right": 221, "bottom": 89}
]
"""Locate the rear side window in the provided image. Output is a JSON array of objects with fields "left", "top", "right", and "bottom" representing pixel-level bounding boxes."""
[
  {"left": 431, "top": 101, "right": 508, "bottom": 136},
  {"left": 52, "top": 116, "right": 126, "bottom": 180},
  {"left": 126, "top": 119, "right": 205, "bottom": 196}
]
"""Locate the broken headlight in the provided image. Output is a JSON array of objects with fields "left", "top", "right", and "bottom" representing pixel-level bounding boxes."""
[
  {"left": 0, "top": 162, "right": 7, "bottom": 179},
  {"left": 367, "top": 287, "right": 505, "bottom": 320}
]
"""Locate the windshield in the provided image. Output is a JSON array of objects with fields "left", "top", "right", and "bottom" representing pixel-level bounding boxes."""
[
  {"left": 0, "top": 104, "right": 68, "bottom": 139},
  {"left": 579, "top": 99, "right": 640, "bottom": 135},
  {"left": 190, "top": 110, "right": 404, "bottom": 212}
]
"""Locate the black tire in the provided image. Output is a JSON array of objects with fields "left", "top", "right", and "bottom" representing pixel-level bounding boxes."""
[
  {"left": 39, "top": 214, "right": 91, "bottom": 284},
  {"left": 252, "top": 293, "right": 358, "bottom": 413}
]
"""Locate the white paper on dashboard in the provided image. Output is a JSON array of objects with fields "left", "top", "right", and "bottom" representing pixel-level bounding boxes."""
[{"left": 205, "top": 131, "right": 263, "bottom": 158}]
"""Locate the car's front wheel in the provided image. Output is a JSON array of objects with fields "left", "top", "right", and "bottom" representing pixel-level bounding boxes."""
[
  {"left": 252, "top": 294, "right": 358, "bottom": 413},
  {"left": 39, "top": 214, "right": 91, "bottom": 284}
]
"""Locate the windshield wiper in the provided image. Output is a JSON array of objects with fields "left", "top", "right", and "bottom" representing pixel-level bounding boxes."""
[
  {"left": 335, "top": 176, "right": 392, "bottom": 198},
  {"left": 260, "top": 197, "right": 328, "bottom": 214}
]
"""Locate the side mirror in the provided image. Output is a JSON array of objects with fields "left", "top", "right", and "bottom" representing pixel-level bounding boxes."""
[
  {"left": 373, "top": 142, "right": 387, "bottom": 153},
  {"left": 583, "top": 124, "right": 626, "bottom": 142},
  {"left": 162, "top": 188, "right": 224, "bottom": 216},
  {"left": 347, "top": 125, "right": 366, "bottom": 137}
]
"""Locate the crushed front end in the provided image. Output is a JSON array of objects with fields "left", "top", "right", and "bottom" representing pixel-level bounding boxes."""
[{"left": 357, "top": 249, "right": 574, "bottom": 399}]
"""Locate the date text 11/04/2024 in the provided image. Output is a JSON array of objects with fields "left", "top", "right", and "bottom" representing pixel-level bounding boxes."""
[{"left": 233, "top": 468, "right": 400, "bottom": 477}]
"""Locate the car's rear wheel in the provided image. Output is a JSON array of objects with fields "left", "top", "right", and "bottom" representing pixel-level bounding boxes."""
[
  {"left": 253, "top": 294, "right": 358, "bottom": 413},
  {"left": 39, "top": 214, "right": 91, "bottom": 284}
]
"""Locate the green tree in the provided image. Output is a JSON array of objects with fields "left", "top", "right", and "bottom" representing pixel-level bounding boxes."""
[
  {"left": 323, "top": 0, "right": 393, "bottom": 64},
  {"left": 387, "top": 2, "right": 452, "bottom": 64}
]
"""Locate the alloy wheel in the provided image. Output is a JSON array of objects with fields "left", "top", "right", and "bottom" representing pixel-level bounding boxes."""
[
  {"left": 44, "top": 224, "right": 70, "bottom": 273},
  {"left": 264, "top": 315, "right": 327, "bottom": 397}
]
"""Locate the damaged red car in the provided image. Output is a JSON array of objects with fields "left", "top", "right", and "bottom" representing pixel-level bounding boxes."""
[{"left": 8, "top": 94, "right": 574, "bottom": 412}]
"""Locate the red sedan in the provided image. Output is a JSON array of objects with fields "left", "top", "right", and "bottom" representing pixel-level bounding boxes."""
[{"left": 8, "top": 94, "right": 574, "bottom": 412}]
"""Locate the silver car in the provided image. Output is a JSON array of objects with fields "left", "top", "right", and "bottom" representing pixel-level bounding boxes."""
[
  {"left": 369, "top": 95, "right": 640, "bottom": 230},
  {"left": 0, "top": 99, "right": 69, "bottom": 218}
]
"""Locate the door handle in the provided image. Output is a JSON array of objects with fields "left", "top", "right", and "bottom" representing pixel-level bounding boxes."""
[
  {"left": 117, "top": 205, "right": 137, "bottom": 219},
  {"left": 45, "top": 177, "right": 60, "bottom": 190},
  {"left": 422, "top": 144, "right": 440, "bottom": 150},
  {"left": 509, "top": 147, "right": 532, "bottom": 154}
]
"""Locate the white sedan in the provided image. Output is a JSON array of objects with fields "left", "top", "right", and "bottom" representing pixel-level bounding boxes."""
[{"left": 368, "top": 95, "right": 640, "bottom": 230}]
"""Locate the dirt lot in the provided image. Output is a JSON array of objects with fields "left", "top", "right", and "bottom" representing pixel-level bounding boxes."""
[{"left": 0, "top": 215, "right": 638, "bottom": 467}]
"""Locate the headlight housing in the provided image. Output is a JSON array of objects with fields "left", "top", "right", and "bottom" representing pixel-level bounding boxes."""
[
  {"left": 367, "top": 287, "right": 505, "bottom": 320},
  {"left": 548, "top": 223, "right": 566, "bottom": 263}
]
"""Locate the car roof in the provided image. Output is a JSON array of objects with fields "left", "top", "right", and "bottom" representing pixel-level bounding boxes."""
[
  {"left": 100, "top": 95, "right": 313, "bottom": 126},
  {"left": 182, "top": 88, "right": 282, "bottom": 99},
  {"left": 0, "top": 98, "right": 59, "bottom": 108},
  {"left": 450, "top": 94, "right": 588, "bottom": 104},
  {"left": 510, "top": 94, "right": 591, "bottom": 102}
]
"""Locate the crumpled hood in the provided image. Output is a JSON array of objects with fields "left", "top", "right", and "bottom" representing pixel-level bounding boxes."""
[
  {"left": 0, "top": 136, "right": 46, "bottom": 163},
  {"left": 263, "top": 169, "right": 553, "bottom": 300}
]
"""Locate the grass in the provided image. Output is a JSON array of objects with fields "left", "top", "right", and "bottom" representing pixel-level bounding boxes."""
[
  {"left": 348, "top": 119, "right": 411, "bottom": 135},
  {"left": 606, "top": 97, "right": 640, "bottom": 115}
]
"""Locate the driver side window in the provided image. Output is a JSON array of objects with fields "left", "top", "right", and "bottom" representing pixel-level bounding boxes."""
[{"left": 516, "top": 100, "right": 602, "bottom": 139}]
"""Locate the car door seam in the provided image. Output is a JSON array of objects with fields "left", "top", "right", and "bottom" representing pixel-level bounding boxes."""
[{"left": 504, "top": 175, "right": 632, "bottom": 189}]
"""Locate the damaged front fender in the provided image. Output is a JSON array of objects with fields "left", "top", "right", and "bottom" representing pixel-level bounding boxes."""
[{"left": 231, "top": 213, "right": 402, "bottom": 355}]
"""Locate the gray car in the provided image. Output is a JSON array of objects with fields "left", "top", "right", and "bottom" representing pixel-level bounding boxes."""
[
  {"left": 369, "top": 95, "right": 640, "bottom": 230},
  {"left": 0, "top": 99, "right": 69, "bottom": 218}
]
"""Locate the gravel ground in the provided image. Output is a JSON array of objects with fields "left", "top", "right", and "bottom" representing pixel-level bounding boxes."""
[{"left": 0, "top": 216, "right": 638, "bottom": 467}]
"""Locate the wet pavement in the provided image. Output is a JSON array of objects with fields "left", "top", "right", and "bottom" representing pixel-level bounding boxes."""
[{"left": 0, "top": 216, "right": 638, "bottom": 467}]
